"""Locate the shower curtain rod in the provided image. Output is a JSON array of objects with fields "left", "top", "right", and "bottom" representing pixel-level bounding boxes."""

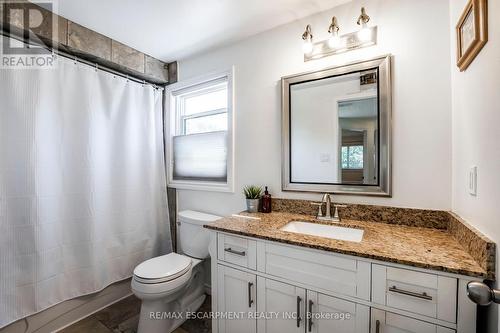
[
  {"left": 55, "top": 50, "right": 165, "bottom": 91},
  {"left": 0, "top": 31, "right": 165, "bottom": 90}
]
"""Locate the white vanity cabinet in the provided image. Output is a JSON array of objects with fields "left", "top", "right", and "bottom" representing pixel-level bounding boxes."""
[{"left": 210, "top": 232, "right": 478, "bottom": 333}]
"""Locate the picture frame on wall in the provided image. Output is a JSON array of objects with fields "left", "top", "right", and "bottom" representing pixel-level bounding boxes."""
[{"left": 456, "top": 0, "right": 488, "bottom": 71}]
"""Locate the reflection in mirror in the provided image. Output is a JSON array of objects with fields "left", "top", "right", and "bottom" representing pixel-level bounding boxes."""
[{"left": 290, "top": 70, "right": 378, "bottom": 185}]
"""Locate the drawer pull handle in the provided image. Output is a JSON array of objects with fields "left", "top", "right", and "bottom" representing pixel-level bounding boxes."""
[
  {"left": 308, "top": 299, "right": 313, "bottom": 332},
  {"left": 375, "top": 319, "right": 380, "bottom": 333},
  {"left": 296, "top": 296, "right": 302, "bottom": 327},
  {"left": 389, "top": 286, "right": 433, "bottom": 300},
  {"left": 248, "top": 282, "right": 254, "bottom": 307},
  {"left": 224, "top": 247, "right": 246, "bottom": 256}
]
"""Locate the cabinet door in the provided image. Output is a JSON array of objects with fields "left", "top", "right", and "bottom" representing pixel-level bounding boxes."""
[
  {"left": 217, "top": 265, "right": 257, "bottom": 333},
  {"left": 371, "top": 308, "right": 455, "bottom": 333},
  {"left": 307, "top": 291, "right": 370, "bottom": 333},
  {"left": 256, "top": 277, "right": 306, "bottom": 333}
]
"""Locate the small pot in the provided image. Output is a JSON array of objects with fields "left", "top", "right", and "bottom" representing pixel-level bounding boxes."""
[{"left": 246, "top": 198, "right": 259, "bottom": 213}]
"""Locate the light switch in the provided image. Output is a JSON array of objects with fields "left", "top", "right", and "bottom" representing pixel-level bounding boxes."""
[{"left": 468, "top": 166, "right": 477, "bottom": 196}]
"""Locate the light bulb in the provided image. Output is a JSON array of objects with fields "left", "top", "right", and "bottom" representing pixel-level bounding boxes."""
[
  {"left": 358, "top": 24, "right": 372, "bottom": 42},
  {"left": 328, "top": 33, "right": 342, "bottom": 49},
  {"left": 303, "top": 40, "right": 313, "bottom": 54}
]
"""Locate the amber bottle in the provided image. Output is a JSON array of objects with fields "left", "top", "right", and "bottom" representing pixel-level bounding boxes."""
[{"left": 261, "top": 186, "right": 272, "bottom": 213}]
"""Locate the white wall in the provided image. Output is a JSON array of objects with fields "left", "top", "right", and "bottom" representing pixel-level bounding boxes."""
[
  {"left": 450, "top": 0, "right": 500, "bottom": 331},
  {"left": 177, "top": 0, "right": 452, "bottom": 216}
]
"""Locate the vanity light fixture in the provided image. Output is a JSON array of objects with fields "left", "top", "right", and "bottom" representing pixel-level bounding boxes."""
[
  {"left": 301, "top": 24, "right": 313, "bottom": 54},
  {"left": 301, "top": 7, "right": 377, "bottom": 61}
]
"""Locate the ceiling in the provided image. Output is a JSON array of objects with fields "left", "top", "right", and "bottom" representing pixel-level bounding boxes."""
[{"left": 56, "top": 0, "right": 351, "bottom": 62}]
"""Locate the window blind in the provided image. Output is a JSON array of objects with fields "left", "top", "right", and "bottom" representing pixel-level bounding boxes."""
[{"left": 172, "top": 131, "right": 227, "bottom": 182}]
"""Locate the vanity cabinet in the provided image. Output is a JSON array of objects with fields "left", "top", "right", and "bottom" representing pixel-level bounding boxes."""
[{"left": 210, "top": 232, "right": 477, "bottom": 333}]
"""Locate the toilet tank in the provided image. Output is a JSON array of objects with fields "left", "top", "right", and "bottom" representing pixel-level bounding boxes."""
[{"left": 178, "top": 210, "right": 221, "bottom": 259}]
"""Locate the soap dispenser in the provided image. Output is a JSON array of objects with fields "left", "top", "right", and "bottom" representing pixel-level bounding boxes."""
[{"left": 262, "top": 186, "right": 272, "bottom": 213}]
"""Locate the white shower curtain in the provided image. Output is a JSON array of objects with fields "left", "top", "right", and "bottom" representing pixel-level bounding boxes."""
[{"left": 0, "top": 55, "right": 171, "bottom": 328}]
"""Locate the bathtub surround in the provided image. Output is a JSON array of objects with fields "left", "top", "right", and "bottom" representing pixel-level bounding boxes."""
[{"left": 0, "top": 1, "right": 174, "bottom": 84}]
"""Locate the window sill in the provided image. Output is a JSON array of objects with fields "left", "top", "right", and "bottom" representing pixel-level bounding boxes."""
[{"left": 168, "top": 181, "right": 234, "bottom": 193}]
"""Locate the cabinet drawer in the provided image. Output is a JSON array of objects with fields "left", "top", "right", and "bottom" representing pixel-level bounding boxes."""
[
  {"left": 372, "top": 264, "right": 457, "bottom": 323},
  {"left": 217, "top": 233, "right": 257, "bottom": 270},
  {"left": 259, "top": 242, "right": 371, "bottom": 300},
  {"left": 371, "top": 308, "right": 455, "bottom": 333}
]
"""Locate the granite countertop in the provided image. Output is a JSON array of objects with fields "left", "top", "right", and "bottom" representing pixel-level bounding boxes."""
[{"left": 204, "top": 211, "right": 488, "bottom": 278}]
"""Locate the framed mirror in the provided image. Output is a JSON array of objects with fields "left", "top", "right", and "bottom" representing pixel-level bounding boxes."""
[{"left": 282, "top": 55, "right": 391, "bottom": 196}]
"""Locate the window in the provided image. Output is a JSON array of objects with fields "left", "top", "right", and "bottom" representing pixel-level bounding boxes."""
[
  {"left": 341, "top": 145, "right": 364, "bottom": 169},
  {"left": 166, "top": 70, "right": 233, "bottom": 192},
  {"left": 179, "top": 82, "right": 228, "bottom": 135}
]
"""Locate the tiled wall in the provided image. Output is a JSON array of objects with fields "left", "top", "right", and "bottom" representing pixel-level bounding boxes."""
[{"left": 0, "top": 1, "right": 175, "bottom": 84}]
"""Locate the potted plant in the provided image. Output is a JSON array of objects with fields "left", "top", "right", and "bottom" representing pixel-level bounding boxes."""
[{"left": 243, "top": 185, "right": 262, "bottom": 213}]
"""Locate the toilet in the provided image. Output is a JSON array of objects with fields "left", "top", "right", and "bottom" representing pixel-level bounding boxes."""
[{"left": 131, "top": 210, "right": 220, "bottom": 333}]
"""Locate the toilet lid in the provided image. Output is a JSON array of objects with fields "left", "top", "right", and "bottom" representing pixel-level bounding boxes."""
[{"left": 133, "top": 253, "right": 192, "bottom": 283}]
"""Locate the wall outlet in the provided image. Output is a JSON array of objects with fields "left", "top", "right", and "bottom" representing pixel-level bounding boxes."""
[{"left": 468, "top": 166, "right": 477, "bottom": 196}]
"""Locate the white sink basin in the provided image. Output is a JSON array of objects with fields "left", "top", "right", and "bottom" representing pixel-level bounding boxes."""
[{"left": 280, "top": 221, "right": 364, "bottom": 243}]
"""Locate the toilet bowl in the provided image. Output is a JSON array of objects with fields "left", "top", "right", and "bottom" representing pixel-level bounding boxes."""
[{"left": 131, "top": 210, "right": 220, "bottom": 333}]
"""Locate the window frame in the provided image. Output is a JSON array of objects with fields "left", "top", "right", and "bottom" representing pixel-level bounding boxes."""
[
  {"left": 165, "top": 69, "right": 234, "bottom": 192},
  {"left": 176, "top": 81, "right": 228, "bottom": 135}
]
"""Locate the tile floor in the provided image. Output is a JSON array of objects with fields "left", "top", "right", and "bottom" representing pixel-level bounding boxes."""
[{"left": 60, "top": 294, "right": 211, "bottom": 333}]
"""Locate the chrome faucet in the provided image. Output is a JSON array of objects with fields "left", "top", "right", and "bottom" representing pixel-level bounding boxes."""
[{"left": 311, "top": 193, "right": 347, "bottom": 222}]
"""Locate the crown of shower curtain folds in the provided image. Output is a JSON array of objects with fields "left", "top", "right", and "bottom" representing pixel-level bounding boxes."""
[{"left": 0, "top": 46, "right": 171, "bottom": 327}]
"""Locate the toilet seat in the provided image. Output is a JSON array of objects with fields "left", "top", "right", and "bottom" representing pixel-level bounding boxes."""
[{"left": 133, "top": 253, "right": 192, "bottom": 285}]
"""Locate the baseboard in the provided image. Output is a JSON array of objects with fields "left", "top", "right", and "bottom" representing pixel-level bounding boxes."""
[{"left": 0, "top": 279, "right": 133, "bottom": 333}]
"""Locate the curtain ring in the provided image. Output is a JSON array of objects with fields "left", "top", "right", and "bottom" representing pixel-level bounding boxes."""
[
  {"left": 94, "top": 63, "right": 98, "bottom": 72},
  {"left": 73, "top": 56, "right": 78, "bottom": 65}
]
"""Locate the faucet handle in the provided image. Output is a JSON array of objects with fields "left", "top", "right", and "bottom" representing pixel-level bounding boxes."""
[
  {"left": 311, "top": 202, "right": 323, "bottom": 218},
  {"left": 332, "top": 204, "right": 347, "bottom": 220}
]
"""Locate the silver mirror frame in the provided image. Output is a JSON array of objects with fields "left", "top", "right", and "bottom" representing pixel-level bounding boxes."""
[{"left": 281, "top": 55, "right": 392, "bottom": 197}]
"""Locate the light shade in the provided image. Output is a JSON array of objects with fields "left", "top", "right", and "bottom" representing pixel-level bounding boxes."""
[{"left": 173, "top": 131, "right": 227, "bottom": 182}]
